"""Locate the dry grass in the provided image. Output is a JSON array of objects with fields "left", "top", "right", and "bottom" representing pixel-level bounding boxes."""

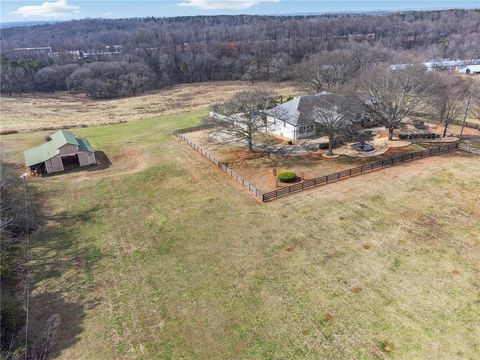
[
  {"left": 0, "top": 80, "right": 301, "bottom": 132},
  {"left": 1, "top": 112, "right": 479, "bottom": 359}
]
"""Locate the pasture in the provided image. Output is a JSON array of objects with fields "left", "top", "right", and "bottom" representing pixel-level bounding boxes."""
[
  {"left": 0, "top": 81, "right": 301, "bottom": 133},
  {"left": 1, "top": 111, "right": 479, "bottom": 359}
]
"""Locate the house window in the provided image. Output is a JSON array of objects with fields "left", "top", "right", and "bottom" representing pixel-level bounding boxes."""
[
  {"left": 306, "top": 125, "right": 313, "bottom": 132},
  {"left": 284, "top": 121, "right": 286, "bottom": 127},
  {"left": 298, "top": 126, "right": 306, "bottom": 134}
]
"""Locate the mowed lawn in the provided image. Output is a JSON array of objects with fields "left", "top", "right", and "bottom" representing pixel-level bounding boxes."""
[{"left": 1, "top": 111, "right": 480, "bottom": 359}]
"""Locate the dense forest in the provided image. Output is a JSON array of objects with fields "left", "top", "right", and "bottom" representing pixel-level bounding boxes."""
[{"left": 1, "top": 10, "right": 479, "bottom": 98}]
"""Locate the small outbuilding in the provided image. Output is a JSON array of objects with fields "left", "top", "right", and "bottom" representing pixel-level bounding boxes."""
[{"left": 24, "top": 130, "right": 96, "bottom": 174}]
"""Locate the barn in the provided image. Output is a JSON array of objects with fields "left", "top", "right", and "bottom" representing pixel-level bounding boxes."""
[{"left": 24, "top": 130, "right": 96, "bottom": 174}]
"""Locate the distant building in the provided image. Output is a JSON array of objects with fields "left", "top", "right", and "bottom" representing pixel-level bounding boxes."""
[
  {"left": 13, "top": 46, "right": 52, "bottom": 55},
  {"left": 24, "top": 130, "right": 96, "bottom": 174},
  {"left": 458, "top": 65, "right": 480, "bottom": 75},
  {"left": 389, "top": 59, "right": 480, "bottom": 72},
  {"left": 14, "top": 45, "right": 123, "bottom": 59}
]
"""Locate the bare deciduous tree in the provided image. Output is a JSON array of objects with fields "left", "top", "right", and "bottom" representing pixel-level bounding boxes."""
[
  {"left": 359, "top": 65, "right": 432, "bottom": 140},
  {"left": 296, "top": 51, "right": 358, "bottom": 94},
  {"left": 207, "top": 89, "right": 277, "bottom": 152},
  {"left": 269, "top": 53, "right": 292, "bottom": 83},
  {"left": 430, "top": 74, "right": 469, "bottom": 137},
  {"left": 312, "top": 94, "right": 354, "bottom": 155},
  {"left": 34, "top": 67, "right": 58, "bottom": 93},
  {"left": 0, "top": 65, "right": 29, "bottom": 96},
  {"left": 242, "top": 62, "right": 260, "bottom": 85},
  {"left": 470, "top": 81, "right": 480, "bottom": 120}
]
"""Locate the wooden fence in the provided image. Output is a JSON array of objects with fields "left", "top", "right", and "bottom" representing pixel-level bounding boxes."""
[
  {"left": 450, "top": 119, "right": 480, "bottom": 130},
  {"left": 174, "top": 129, "right": 264, "bottom": 199},
  {"left": 262, "top": 142, "right": 459, "bottom": 201},
  {"left": 175, "top": 126, "right": 459, "bottom": 202},
  {"left": 174, "top": 123, "right": 216, "bottom": 134}
]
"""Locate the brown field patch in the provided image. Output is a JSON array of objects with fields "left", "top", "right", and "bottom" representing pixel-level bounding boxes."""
[{"left": 0, "top": 80, "right": 301, "bottom": 132}]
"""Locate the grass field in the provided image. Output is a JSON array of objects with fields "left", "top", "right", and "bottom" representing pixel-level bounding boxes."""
[
  {"left": 465, "top": 116, "right": 480, "bottom": 125},
  {"left": 0, "top": 81, "right": 301, "bottom": 133},
  {"left": 1, "top": 111, "right": 480, "bottom": 359}
]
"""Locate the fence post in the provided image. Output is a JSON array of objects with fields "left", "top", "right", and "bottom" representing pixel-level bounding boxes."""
[{"left": 174, "top": 127, "right": 457, "bottom": 202}]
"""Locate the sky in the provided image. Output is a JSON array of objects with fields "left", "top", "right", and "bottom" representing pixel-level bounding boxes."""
[{"left": 1, "top": 0, "right": 479, "bottom": 23}]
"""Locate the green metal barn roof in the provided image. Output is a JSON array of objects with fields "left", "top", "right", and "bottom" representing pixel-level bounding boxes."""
[
  {"left": 23, "top": 130, "right": 94, "bottom": 167},
  {"left": 77, "top": 137, "right": 94, "bottom": 152}
]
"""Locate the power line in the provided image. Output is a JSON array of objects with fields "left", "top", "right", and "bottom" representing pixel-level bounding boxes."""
[{"left": 21, "top": 175, "right": 30, "bottom": 360}]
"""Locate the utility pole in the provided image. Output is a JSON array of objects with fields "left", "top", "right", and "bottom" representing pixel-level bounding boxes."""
[
  {"left": 20, "top": 174, "right": 30, "bottom": 360},
  {"left": 459, "top": 96, "right": 471, "bottom": 141}
]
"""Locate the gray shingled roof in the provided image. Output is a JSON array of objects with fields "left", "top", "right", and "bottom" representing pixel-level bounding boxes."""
[
  {"left": 266, "top": 95, "right": 320, "bottom": 126},
  {"left": 266, "top": 93, "right": 360, "bottom": 126}
]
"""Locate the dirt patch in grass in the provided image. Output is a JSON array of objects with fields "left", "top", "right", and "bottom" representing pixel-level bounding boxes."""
[
  {"left": 351, "top": 286, "right": 363, "bottom": 294},
  {"left": 323, "top": 312, "right": 334, "bottom": 321},
  {"left": 382, "top": 339, "right": 394, "bottom": 353}
]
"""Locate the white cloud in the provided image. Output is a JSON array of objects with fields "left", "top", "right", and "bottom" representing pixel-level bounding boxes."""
[
  {"left": 13, "top": 0, "right": 80, "bottom": 18},
  {"left": 178, "top": 0, "right": 280, "bottom": 10}
]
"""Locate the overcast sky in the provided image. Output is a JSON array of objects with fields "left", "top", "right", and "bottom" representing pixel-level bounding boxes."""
[{"left": 1, "top": 0, "right": 479, "bottom": 22}]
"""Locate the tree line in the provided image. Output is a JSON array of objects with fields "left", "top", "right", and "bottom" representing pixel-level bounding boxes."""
[{"left": 1, "top": 10, "right": 479, "bottom": 99}]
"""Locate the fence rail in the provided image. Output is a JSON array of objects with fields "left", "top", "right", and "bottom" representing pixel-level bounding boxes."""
[
  {"left": 261, "top": 142, "right": 459, "bottom": 201},
  {"left": 174, "top": 128, "right": 263, "bottom": 199},
  {"left": 451, "top": 119, "right": 480, "bottom": 130},
  {"left": 174, "top": 123, "right": 216, "bottom": 134},
  {"left": 175, "top": 126, "right": 459, "bottom": 202}
]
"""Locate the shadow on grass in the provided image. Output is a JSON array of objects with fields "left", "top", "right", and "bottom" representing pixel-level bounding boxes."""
[
  {"left": 27, "top": 202, "right": 103, "bottom": 357},
  {"left": 28, "top": 292, "right": 101, "bottom": 359}
]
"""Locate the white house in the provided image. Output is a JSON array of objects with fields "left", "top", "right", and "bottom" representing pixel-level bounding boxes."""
[
  {"left": 458, "top": 65, "right": 480, "bottom": 75},
  {"left": 264, "top": 95, "right": 318, "bottom": 139},
  {"left": 264, "top": 93, "right": 364, "bottom": 140},
  {"left": 209, "top": 93, "right": 365, "bottom": 141}
]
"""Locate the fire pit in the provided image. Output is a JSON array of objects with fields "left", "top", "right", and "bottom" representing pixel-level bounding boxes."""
[{"left": 352, "top": 143, "right": 375, "bottom": 152}]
